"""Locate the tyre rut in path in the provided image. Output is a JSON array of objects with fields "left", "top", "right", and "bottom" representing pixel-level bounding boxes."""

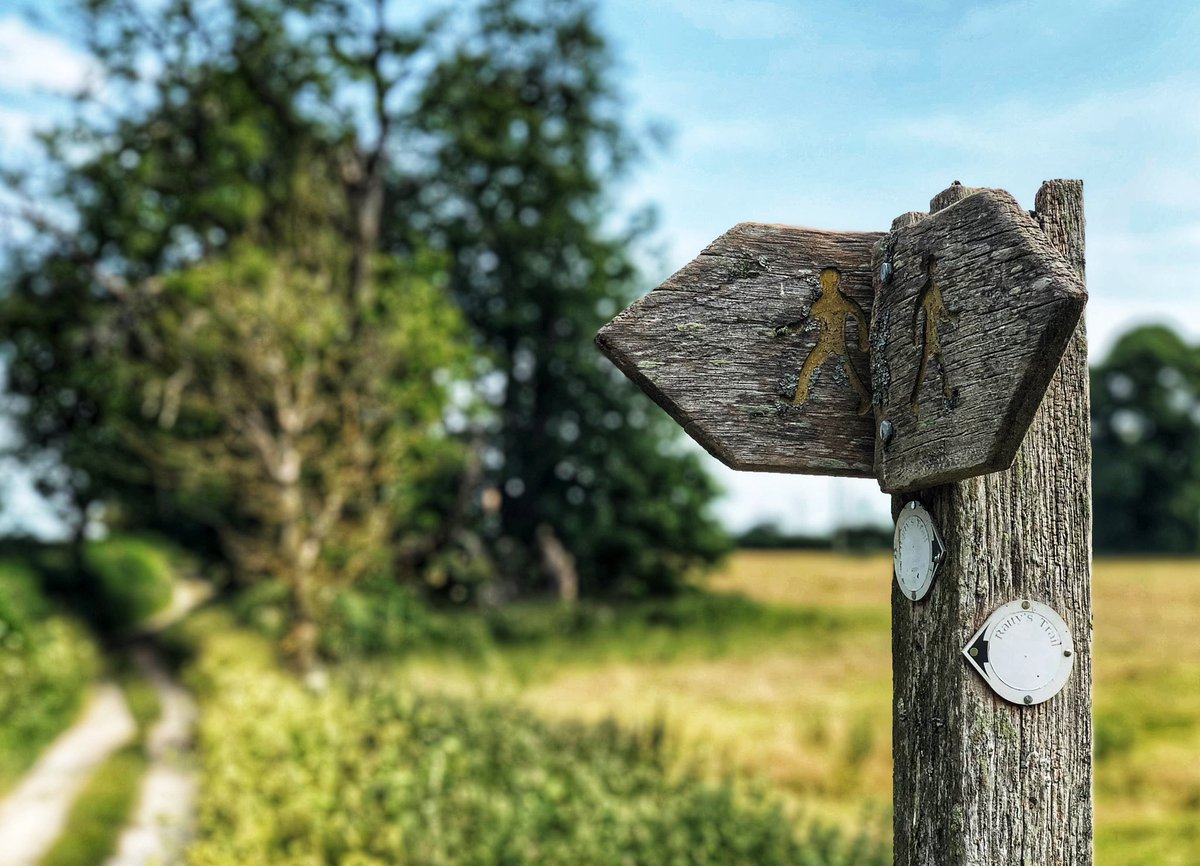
[
  {"left": 103, "top": 646, "right": 198, "bottom": 866},
  {"left": 0, "top": 685, "right": 136, "bottom": 866}
]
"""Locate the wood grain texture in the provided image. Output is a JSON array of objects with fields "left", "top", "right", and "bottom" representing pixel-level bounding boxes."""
[
  {"left": 871, "top": 188, "right": 1087, "bottom": 493},
  {"left": 596, "top": 223, "right": 883, "bottom": 475},
  {"left": 891, "top": 180, "right": 1093, "bottom": 866},
  {"left": 929, "top": 181, "right": 980, "bottom": 213}
]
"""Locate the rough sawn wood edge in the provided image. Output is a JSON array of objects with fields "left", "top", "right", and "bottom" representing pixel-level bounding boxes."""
[{"left": 872, "top": 186, "right": 1089, "bottom": 493}]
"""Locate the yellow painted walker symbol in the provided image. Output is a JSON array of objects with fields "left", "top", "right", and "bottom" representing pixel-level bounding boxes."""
[
  {"left": 791, "top": 267, "right": 871, "bottom": 415},
  {"left": 910, "top": 255, "right": 959, "bottom": 416}
]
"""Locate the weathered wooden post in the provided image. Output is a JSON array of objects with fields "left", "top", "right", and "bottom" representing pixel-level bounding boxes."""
[
  {"left": 596, "top": 180, "right": 1092, "bottom": 865},
  {"left": 886, "top": 181, "right": 1092, "bottom": 865}
]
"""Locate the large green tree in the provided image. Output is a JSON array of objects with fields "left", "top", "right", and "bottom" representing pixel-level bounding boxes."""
[
  {"left": 1092, "top": 325, "right": 1200, "bottom": 553},
  {"left": 2, "top": 0, "right": 727, "bottom": 616},
  {"left": 1, "top": 0, "right": 470, "bottom": 665},
  {"left": 394, "top": 0, "right": 729, "bottom": 596}
]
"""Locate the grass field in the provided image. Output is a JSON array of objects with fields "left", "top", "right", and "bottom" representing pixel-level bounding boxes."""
[{"left": 394, "top": 551, "right": 1200, "bottom": 864}]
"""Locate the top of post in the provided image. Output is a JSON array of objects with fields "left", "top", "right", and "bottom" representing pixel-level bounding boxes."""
[{"left": 929, "top": 181, "right": 980, "bottom": 213}]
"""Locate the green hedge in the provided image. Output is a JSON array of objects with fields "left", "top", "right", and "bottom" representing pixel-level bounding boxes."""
[
  {"left": 181, "top": 615, "right": 889, "bottom": 865},
  {"left": 232, "top": 574, "right": 491, "bottom": 662},
  {"left": 83, "top": 536, "right": 176, "bottom": 630},
  {"left": 0, "top": 561, "right": 99, "bottom": 791}
]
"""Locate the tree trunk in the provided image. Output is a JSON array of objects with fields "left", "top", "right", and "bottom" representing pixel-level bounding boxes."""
[
  {"left": 68, "top": 492, "right": 90, "bottom": 589},
  {"left": 536, "top": 523, "right": 578, "bottom": 603},
  {"left": 891, "top": 180, "right": 1092, "bottom": 865}
]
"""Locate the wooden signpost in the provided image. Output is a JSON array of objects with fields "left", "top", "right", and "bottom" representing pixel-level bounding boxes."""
[{"left": 598, "top": 180, "right": 1093, "bottom": 865}]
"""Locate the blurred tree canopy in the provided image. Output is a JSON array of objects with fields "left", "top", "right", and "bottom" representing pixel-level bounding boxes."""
[
  {"left": 393, "top": 0, "right": 728, "bottom": 595},
  {"left": 1092, "top": 325, "right": 1200, "bottom": 554},
  {"left": 0, "top": 0, "right": 728, "bottom": 658}
]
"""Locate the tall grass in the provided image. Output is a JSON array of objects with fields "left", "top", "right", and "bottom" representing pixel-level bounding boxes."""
[{"left": 178, "top": 612, "right": 890, "bottom": 865}]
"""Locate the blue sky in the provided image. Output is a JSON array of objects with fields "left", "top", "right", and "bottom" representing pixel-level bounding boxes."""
[{"left": 1, "top": 1, "right": 1199, "bottom": 534}]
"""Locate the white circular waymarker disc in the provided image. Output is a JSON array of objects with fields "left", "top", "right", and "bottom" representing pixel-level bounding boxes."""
[
  {"left": 962, "top": 600, "right": 1075, "bottom": 706},
  {"left": 892, "top": 501, "right": 944, "bottom": 602}
]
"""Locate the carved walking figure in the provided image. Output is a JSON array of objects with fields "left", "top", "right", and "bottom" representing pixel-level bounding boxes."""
[
  {"left": 792, "top": 267, "right": 871, "bottom": 415},
  {"left": 910, "top": 254, "right": 959, "bottom": 415}
]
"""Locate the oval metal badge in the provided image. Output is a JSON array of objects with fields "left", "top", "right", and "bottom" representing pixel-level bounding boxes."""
[
  {"left": 893, "top": 501, "right": 944, "bottom": 602},
  {"left": 962, "top": 600, "right": 1075, "bottom": 706}
]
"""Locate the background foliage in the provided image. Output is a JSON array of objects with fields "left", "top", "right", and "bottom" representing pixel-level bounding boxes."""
[
  {"left": 0, "top": 560, "right": 98, "bottom": 791},
  {"left": 0, "top": 0, "right": 729, "bottom": 669},
  {"left": 1091, "top": 325, "right": 1200, "bottom": 553},
  {"left": 177, "top": 610, "right": 890, "bottom": 866}
]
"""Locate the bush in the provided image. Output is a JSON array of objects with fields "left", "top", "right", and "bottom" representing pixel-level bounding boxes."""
[
  {"left": 0, "top": 561, "right": 99, "bottom": 790},
  {"left": 181, "top": 614, "right": 890, "bottom": 865},
  {"left": 231, "top": 575, "right": 490, "bottom": 662},
  {"left": 83, "top": 535, "right": 177, "bottom": 630}
]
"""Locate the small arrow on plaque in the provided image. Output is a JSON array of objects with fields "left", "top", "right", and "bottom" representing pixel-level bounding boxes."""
[{"left": 963, "top": 599, "right": 1075, "bottom": 707}]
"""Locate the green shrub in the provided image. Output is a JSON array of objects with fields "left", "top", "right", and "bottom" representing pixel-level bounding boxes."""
[
  {"left": 83, "top": 535, "right": 177, "bottom": 630},
  {"left": 231, "top": 575, "right": 490, "bottom": 662},
  {"left": 0, "top": 561, "right": 99, "bottom": 791},
  {"left": 183, "top": 615, "right": 890, "bottom": 865}
]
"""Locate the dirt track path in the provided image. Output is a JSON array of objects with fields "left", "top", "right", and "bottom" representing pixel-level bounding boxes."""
[
  {"left": 0, "top": 685, "right": 136, "bottom": 866},
  {"left": 0, "top": 577, "right": 210, "bottom": 865},
  {"left": 104, "top": 647, "right": 197, "bottom": 866}
]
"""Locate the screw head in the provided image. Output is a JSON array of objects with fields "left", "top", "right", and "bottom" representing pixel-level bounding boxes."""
[
  {"left": 1023, "top": 695, "right": 1033, "bottom": 705},
  {"left": 879, "top": 419, "right": 895, "bottom": 445},
  {"left": 969, "top": 647, "right": 979, "bottom": 658},
  {"left": 1063, "top": 649, "right": 1072, "bottom": 657},
  {"left": 1021, "top": 600, "right": 1031, "bottom": 610}
]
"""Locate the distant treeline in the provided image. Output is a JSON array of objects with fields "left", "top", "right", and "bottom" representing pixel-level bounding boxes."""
[{"left": 736, "top": 522, "right": 891, "bottom": 552}]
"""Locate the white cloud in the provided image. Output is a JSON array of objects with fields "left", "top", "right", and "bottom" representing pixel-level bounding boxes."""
[
  {"left": 882, "top": 78, "right": 1200, "bottom": 332},
  {"left": 1088, "top": 297, "right": 1200, "bottom": 361},
  {"left": 0, "top": 17, "right": 95, "bottom": 94},
  {"left": 0, "top": 104, "right": 34, "bottom": 145},
  {"left": 659, "top": 0, "right": 807, "bottom": 40},
  {"left": 892, "top": 79, "right": 1200, "bottom": 165}
]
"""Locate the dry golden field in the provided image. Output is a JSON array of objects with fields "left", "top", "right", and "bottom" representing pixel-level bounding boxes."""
[{"left": 405, "top": 551, "right": 1200, "bottom": 864}]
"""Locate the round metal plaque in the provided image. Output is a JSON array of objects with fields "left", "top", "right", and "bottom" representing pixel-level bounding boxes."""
[
  {"left": 892, "top": 501, "right": 944, "bottom": 602},
  {"left": 962, "top": 600, "right": 1075, "bottom": 706}
]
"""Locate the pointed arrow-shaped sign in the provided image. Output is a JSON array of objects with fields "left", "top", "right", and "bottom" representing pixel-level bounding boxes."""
[
  {"left": 597, "top": 223, "right": 884, "bottom": 476},
  {"left": 597, "top": 185, "right": 1086, "bottom": 493},
  {"left": 871, "top": 188, "right": 1087, "bottom": 492}
]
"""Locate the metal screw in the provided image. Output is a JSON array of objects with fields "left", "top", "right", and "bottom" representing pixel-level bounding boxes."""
[
  {"left": 1021, "top": 600, "right": 1031, "bottom": 610},
  {"left": 911, "top": 590, "right": 917, "bottom": 601},
  {"left": 879, "top": 419, "right": 895, "bottom": 445},
  {"left": 1023, "top": 695, "right": 1033, "bottom": 705},
  {"left": 1063, "top": 649, "right": 1072, "bottom": 657},
  {"left": 969, "top": 647, "right": 979, "bottom": 658}
]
